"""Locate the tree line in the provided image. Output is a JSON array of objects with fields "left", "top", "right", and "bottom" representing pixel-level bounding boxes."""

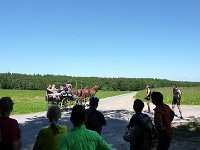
[{"left": 0, "top": 73, "right": 200, "bottom": 91}]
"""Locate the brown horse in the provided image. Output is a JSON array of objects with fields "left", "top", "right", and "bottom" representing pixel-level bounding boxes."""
[{"left": 76, "top": 85, "right": 99, "bottom": 104}]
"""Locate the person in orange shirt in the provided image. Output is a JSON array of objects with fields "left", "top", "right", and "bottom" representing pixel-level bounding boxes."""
[{"left": 151, "top": 92, "right": 175, "bottom": 150}]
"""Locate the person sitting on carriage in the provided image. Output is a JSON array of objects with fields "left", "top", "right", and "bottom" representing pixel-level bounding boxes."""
[
  {"left": 47, "top": 84, "right": 62, "bottom": 102},
  {"left": 46, "top": 85, "right": 54, "bottom": 101},
  {"left": 65, "top": 81, "right": 73, "bottom": 95},
  {"left": 47, "top": 85, "right": 53, "bottom": 94}
]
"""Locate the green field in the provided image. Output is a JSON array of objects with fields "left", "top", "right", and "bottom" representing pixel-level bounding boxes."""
[
  {"left": 0, "top": 89, "right": 131, "bottom": 114},
  {"left": 135, "top": 87, "right": 200, "bottom": 105},
  {"left": 1, "top": 87, "right": 199, "bottom": 114}
]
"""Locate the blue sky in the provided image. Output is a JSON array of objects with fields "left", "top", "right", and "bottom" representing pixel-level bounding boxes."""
[{"left": 0, "top": 0, "right": 199, "bottom": 82}]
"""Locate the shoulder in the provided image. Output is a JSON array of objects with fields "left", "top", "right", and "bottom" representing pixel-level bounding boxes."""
[
  {"left": 60, "top": 125, "right": 68, "bottom": 133},
  {"left": 6, "top": 117, "right": 19, "bottom": 126},
  {"left": 96, "top": 110, "right": 104, "bottom": 116},
  {"left": 142, "top": 113, "right": 150, "bottom": 118},
  {"left": 154, "top": 105, "right": 164, "bottom": 114},
  {"left": 129, "top": 114, "right": 140, "bottom": 125},
  {"left": 130, "top": 114, "right": 138, "bottom": 120},
  {"left": 37, "top": 127, "right": 50, "bottom": 137},
  {"left": 86, "top": 108, "right": 96, "bottom": 115}
]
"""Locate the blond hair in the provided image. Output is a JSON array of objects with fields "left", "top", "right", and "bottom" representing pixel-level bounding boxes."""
[{"left": 47, "top": 105, "right": 61, "bottom": 134}]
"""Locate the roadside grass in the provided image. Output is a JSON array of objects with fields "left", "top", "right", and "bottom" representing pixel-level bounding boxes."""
[
  {"left": 173, "top": 121, "right": 200, "bottom": 138},
  {"left": 173, "top": 121, "right": 200, "bottom": 143},
  {"left": 0, "top": 89, "right": 131, "bottom": 114},
  {"left": 135, "top": 87, "right": 200, "bottom": 105}
]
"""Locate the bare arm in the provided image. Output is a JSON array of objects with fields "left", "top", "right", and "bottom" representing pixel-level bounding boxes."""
[
  {"left": 178, "top": 89, "right": 182, "bottom": 98},
  {"left": 147, "top": 88, "right": 151, "bottom": 96}
]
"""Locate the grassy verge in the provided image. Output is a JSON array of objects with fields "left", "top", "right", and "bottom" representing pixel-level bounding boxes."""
[
  {"left": 173, "top": 121, "right": 200, "bottom": 145},
  {"left": 0, "top": 89, "right": 131, "bottom": 114},
  {"left": 173, "top": 121, "right": 200, "bottom": 138},
  {"left": 135, "top": 87, "right": 200, "bottom": 105}
]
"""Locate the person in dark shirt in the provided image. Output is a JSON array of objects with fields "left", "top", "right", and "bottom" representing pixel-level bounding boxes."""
[
  {"left": 85, "top": 96, "right": 106, "bottom": 135},
  {"left": 172, "top": 84, "right": 183, "bottom": 119},
  {"left": 0, "top": 97, "right": 22, "bottom": 150},
  {"left": 127, "top": 99, "right": 153, "bottom": 150}
]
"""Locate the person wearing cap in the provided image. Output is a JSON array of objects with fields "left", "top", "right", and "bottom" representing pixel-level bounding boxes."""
[
  {"left": 0, "top": 97, "right": 22, "bottom": 150},
  {"left": 85, "top": 96, "right": 106, "bottom": 135},
  {"left": 58, "top": 105, "right": 112, "bottom": 150}
]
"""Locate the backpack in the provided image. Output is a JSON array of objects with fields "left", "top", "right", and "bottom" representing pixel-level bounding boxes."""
[{"left": 124, "top": 114, "right": 156, "bottom": 148}]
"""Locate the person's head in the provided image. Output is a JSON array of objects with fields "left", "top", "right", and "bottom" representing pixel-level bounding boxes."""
[
  {"left": 172, "top": 84, "right": 177, "bottom": 89},
  {"left": 133, "top": 99, "right": 144, "bottom": 113},
  {"left": 47, "top": 105, "right": 62, "bottom": 134},
  {"left": 151, "top": 91, "right": 163, "bottom": 106},
  {"left": 70, "top": 105, "right": 86, "bottom": 127},
  {"left": 89, "top": 96, "right": 99, "bottom": 108},
  {"left": 47, "top": 105, "right": 61, "bottom": 122},
  {"left": 0, "top": 97, "right": 14, "bottom": 117}
]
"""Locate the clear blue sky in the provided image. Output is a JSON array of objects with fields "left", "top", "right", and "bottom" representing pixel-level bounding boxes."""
[{"left": 0, "top": 0, "right": 199, "bottom": 82}]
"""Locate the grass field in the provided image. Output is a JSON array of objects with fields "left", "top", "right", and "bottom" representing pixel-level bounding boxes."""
[
  {"left": 135, "top": 87, "right": 200, "bottom": 105},
  {"left": 1, "top": 87, "right": 199, "bottom": 114},
  {"left": 0, "top": 89, "right": 131, "bottom": 114}
]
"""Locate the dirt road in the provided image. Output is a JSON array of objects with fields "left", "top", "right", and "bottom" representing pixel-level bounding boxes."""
[{"left": 12, "top": 92, "right": 200, "bottom": 150}]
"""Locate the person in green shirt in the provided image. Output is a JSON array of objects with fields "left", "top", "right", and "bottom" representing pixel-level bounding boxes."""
[
  {"left": 33, "top": 105, "right": 67, "bottom": 150},
  {"left": 58, "top": 105, "right": 112, "bottom": 150}
]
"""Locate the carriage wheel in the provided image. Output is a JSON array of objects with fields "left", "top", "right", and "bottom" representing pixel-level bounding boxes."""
[
  {"left": 60, "top": 97, "right": 70, "bottom": 111},
  {"left": 75, "top": 97, "right": 82, "bottom": 105}
]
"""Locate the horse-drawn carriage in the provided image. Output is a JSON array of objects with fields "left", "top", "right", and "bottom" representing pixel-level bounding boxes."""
[
  {"left": 45, "top": 90, "right": 80, "bottom": 111},
  {"left": 45, "top": 84, "right": 99, "bottom": 111}
]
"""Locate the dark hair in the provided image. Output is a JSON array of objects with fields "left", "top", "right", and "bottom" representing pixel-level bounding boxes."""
[
  {"left": 47, "top": 105, "right": 61, "bottom": 134},
  {"left": 89, "top": 96, "right": 99, "bottom": 106},
  {"left": 0, "top": 97, "right": 14, "bottom": 117},
  {"left": 70, "top": 105, "right": 86, "bottom": 125},
  {"left": 151, "top": 91, "right": 163, "bottom": 105},
  {"left": 133, "top": 99, "right": 144, "bottom": 112}
]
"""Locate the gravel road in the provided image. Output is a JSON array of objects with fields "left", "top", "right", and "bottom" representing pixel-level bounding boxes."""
[{"left": 11, "top": 92, "right": 200, "bottom": 150}]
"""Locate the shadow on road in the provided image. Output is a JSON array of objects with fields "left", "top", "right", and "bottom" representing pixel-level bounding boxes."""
[{"left": 19, "top": 109, "right": 200, "bottom": 150}]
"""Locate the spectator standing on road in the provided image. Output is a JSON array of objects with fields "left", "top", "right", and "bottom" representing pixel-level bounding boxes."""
[
  {"left": 172, "top": 84, "right": 183, "bottom": 119},
  {"left": 85, "top": 96, "right": 106, "bottom": 135},
  {"left": 151, "top": 92, "right": 174, "bottom": 150},
  {"left": 0, "top": 97, "right": 22, "bottom": 150},
  {"left": 145, "top": 85, "right": 152, "bottom": 113},
  {"left": 126, "top": 99, "right": 153, "bottom": 150},
  {"left": 58, "top": 105, "right": 112, "bottom": 150},
  {"left": 33, "top": 105, "right": 67, "bottom": 150}
]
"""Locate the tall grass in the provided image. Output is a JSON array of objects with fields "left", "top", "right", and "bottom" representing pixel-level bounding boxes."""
[
  {"left": 136, "top": 87, "right": 200, "bottom": 105},
  {"left": 0, "top": 89, "right": 131, "bottom": 114}
]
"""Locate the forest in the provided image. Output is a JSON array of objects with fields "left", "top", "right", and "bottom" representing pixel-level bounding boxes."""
[{"left": 0, "top": 73, "right": 200, "bottom": 91}]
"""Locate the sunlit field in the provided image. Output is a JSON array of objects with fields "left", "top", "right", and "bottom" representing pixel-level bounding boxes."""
[
  {"left": 136, "top": 87, "right": 200, "bottom": 105},
  {"left": 0, "top": 89, "right": 131, "bottom": 114}
]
